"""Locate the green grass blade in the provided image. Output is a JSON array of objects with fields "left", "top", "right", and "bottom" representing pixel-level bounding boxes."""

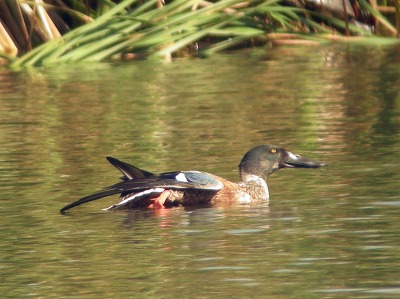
[{"left": 358, "top": 0, "right": 397, "bottom": 34}]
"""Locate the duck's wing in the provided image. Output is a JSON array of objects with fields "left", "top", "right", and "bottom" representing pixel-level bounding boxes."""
[
  {"left": 60, "top": 188, "right": 123, "bottom": 213},
  {"left": 106, "top": 156, "right": 154, "bottom": 180},
  {"left": 114, "top": 171, "right": 224, "bottom": 192},
  {"left": 60, "top": 171, "right": 223, "bottom": 213}
]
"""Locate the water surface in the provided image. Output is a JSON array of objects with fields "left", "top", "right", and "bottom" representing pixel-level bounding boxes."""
[{"left": 1, "top": 44, "right": 400, "bottom": 298}]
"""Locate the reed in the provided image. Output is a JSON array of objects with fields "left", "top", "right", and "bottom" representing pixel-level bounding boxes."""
[{"left": 0, "top": 0, "right": 399, "bottom": 67}]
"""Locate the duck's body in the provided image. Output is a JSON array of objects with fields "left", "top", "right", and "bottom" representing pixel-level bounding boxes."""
[{"left": 60, "top": 144, "right": 325, "bottom": 213}]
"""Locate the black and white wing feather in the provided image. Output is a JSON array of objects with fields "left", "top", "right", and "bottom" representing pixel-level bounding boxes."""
[{"left": 60, "top": 157, "right": 223, "bottom": 213}]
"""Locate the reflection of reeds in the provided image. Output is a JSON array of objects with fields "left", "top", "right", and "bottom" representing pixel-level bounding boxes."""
[{"left": 0, "top": 0, "right": 399, "bottom": 67}]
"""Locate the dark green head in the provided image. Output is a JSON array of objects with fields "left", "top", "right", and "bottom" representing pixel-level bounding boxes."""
[{"left": 239, "top": 144, "right": 325, "bottom": 179}]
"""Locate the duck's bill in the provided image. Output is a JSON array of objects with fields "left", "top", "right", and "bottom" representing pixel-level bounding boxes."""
[{"left": 282, "top": 150, "right": 326, "bottom": 168}]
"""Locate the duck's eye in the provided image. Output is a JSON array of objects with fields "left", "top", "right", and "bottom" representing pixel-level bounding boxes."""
[{"left": 270, "top": 148, "right": 277, "bottom": 154}]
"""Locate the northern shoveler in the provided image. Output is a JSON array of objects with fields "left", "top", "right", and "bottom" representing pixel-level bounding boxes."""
[{"left": 60, "top": 144, "right": 325, "bottom": 213}]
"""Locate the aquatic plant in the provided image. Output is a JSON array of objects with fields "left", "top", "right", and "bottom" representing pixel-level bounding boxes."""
[{"left": 0, "top": 0, "right": 399, "bottom": 67}]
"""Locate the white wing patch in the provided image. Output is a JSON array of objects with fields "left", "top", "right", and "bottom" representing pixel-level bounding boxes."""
[
  {"left": 175, "top": 173, "right": 188, "bottom": 182},
  {"left": 103, "top": 187, "right": 165, "bottom": 210},
  {"left": 287, "top": 151, "right": 299, "bottom": 161}
]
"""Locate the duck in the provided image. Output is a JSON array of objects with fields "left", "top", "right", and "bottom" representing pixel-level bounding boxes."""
[{"left": 60, "top": 144, "right": 325, "bottom": 213}]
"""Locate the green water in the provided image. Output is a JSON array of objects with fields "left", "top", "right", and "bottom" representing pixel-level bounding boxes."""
[{"left": 1, "top": 45, "right": 400, "bottom": 298}]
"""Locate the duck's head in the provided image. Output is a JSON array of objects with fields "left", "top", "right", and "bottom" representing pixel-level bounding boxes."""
[{"left": 239, "top": 144, "right": 325, "bottom": 180}]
